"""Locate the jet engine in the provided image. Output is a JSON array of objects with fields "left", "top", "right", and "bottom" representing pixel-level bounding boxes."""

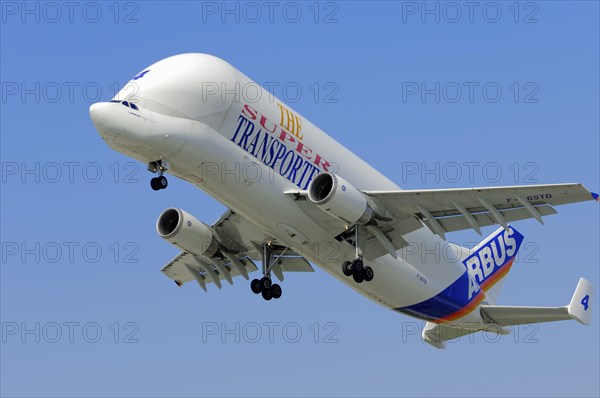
[
  {"left": 156, "top": 208, "right": 219, "bottom": 257},
  {"left": 307, "top": 172, "right": 374, "bottom": 225}
]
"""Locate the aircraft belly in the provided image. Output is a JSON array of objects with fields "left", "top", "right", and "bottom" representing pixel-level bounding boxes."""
[{"left": 148, "top": 120, "right": 475, "bottom": 321}]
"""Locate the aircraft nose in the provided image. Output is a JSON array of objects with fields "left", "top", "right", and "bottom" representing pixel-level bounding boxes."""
[{"left": 89, "top": 102, "right": 110, "bottom": 128}]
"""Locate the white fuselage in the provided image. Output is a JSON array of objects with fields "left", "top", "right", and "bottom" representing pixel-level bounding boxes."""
[{"left": 90, "top": 53, "right": 489, "bottom": 327}]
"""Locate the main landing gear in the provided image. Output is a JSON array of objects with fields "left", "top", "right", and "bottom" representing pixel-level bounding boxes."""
[
  {"left": 250, "top": 276, "right": 282, "bottom": 301},
  {"left": 342, "top": 258, "right": 374, "bottom": 284},
  {"left": 341, "top": 226, "right": 374, "bottom": 284},
  {"left": 148, "top": 160, "right": 169, "bottom": 191},
  {"left": 250, "top": 243, "right": 283, "bottom": 301}
]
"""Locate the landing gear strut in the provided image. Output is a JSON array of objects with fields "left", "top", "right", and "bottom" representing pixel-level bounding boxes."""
[
  {"left": 148, "top": 160, "right": 169, "bottom": 191},
  {"left": 341, "top": 226, "right": 374, "bottom": 284},
  {"left": 250, "top": 243, "right": 283, "bottom": 301}
]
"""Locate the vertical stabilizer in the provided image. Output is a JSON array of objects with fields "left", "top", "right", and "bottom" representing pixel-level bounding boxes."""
[{"left": 462, "top": 226, "right": 524, "bottom": 304}]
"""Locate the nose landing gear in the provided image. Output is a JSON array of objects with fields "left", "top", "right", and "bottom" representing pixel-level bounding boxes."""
[
  {"left": 148, "top": 160, "right": 169, "bottom": 191},
  {"left": 150, "top": 175, "right": 168, "bottom": 190}
]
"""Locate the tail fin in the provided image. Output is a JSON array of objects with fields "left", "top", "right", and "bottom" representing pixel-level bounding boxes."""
[
  {"left": 568, "top": 278, "right": 593, "bottom": 325},
  {"left": 480, "top": 277, "right": 594, "bottom": 326},
  {"left": 462, "top": 225, "right": 524, "bottom": 304}
]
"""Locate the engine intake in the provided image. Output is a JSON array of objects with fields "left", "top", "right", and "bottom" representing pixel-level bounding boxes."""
[
  {"left": 156, "top": 208, "right": 219, "bottom": 257},
  {"left": 307, "top": 173, "right": 373, "bottom": 225}
]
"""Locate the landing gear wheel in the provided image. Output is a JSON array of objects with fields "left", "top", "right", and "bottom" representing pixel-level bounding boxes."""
[
  {"left": 250, "top": 279, "right": 262, "bottom": 294},
  {"left": 150, "top": 177, "right": 161, "bottom": 191},
  {"left": 363, "top": 266, "right": 374, "bottom": 282},
  {"left": 262, "top": 288, "right": 273, "bottom": 301},
  {"left": 259, "top": 276, "right": 272, "bottom": 291},
  {"left": 148, "top": 160, "right": 170, "bottom": 191},
  {"left": 271, "top": 284, "right": 282, "bottom": 299},
  {"left": 256, "top": 244, "right": 284, "bottom": 301},
  {"left": 351, "top": 258, "right": 364, "bottom": 274},
  {"left": 157, "top": 175, "right": 168, "bottom": 189},
  {"left": 342, "top": 261, "right": 353, "bottom": 276},
  {"left": 352, "top": 271, "right": 364, "bottom": 284}
]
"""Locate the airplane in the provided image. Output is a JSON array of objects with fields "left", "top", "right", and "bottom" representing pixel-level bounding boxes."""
[{"left": 89, "top": 53, "right": 597, "bottom": 348}]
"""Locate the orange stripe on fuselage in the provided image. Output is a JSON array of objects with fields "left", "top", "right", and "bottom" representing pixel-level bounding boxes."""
[
  {"left": 437, "top": 290, "right": 485, "bottom": 323},
  {"left": 436, "top": 256, "right": 516, "bottom": 323},
  {"left": 480, "top": 257, "right": 516, "bottom": 292}
]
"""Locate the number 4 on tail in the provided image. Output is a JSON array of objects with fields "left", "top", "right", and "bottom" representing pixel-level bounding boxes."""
[{"left": 581, "top": 294, "right": 590, "bottom": 311}]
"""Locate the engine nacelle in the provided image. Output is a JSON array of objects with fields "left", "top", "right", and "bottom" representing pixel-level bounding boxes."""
[
  {"left": 307, "top": 172, "right": 373, "bottom": 225},
  {"left": 156, "top": 208, "right": 219, "bottom": 257}
]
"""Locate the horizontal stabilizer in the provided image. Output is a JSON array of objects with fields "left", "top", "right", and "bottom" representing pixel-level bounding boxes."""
[
  {"left": 481, "top": 278, "right": 593, "bottom": 326},
  {"left": 481, "top": 305, "right": 571, "bottom": 326}
]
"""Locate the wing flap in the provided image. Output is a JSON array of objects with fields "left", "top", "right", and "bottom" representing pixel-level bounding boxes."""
[
  {"left": 364, "top": 183, "right": 596, "bottom": 237},
  {"left": 437, "top": 204, "right": 557, "bottom": 233},
  {"left": 161, "top": 251, "right": 258, "bottom": 288}
]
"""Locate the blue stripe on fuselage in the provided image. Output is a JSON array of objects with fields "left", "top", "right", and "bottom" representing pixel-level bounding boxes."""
[{"left": 395, "top": 271, "right": 474, "bottom": 321}]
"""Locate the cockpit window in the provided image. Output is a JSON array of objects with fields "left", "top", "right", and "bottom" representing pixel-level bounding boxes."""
[{"left": 112, "top": 99, "right": 139, "bottom": 111}]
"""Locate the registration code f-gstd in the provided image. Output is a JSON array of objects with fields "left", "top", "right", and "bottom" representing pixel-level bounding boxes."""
[{"left": 507, "top": 193, "right": 552, "bottom": 203}]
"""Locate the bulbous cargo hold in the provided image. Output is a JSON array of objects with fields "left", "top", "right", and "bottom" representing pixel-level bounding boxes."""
[{"left": 115, "top": 53, "right": 239, "bottom": 126}]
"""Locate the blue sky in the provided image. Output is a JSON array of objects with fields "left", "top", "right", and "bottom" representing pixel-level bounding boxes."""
[{"left": 1, "top": 1, "right": 599, "bottom": 397}]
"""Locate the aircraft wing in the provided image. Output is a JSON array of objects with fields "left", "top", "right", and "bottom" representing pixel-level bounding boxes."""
[
  {"left": 363, "top": 183, "right": 598, "bottom": 239},
  {"left": 160, "top": 210, "right": 313, "bottom": 290},
  {"left": 286, "top": 182, "right": 597, "bottom": 258}
]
